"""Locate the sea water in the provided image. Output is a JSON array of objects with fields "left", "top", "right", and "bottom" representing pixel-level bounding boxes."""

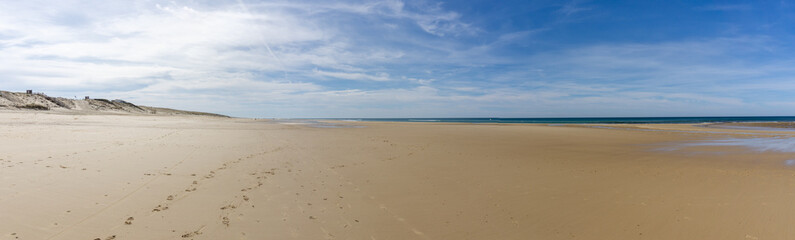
[
  {"left": 683, "top": 137, "right": 795, "bottom": 153},
  {"left": 323, "top": 116, "right": 795, "bottom": 124}
]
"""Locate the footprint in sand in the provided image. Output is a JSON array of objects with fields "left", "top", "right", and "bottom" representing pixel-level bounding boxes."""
[
  {"left": 94, "top": 235, "right": 115, "bottom": 240},
  {"left": 181, "top": 226, "right": 204, "bottom": 238},
  {"left": 222, "top": 216, "right": 230, "bottom": 226},
  {"left": 124, "top": 217, "right": 134, "bottom": 225},
  {"left": 152, "top": 204, "right": 169, "bottom": 212},
  {"left": 220, "top": 204, "right": 236, "bottom": 210}
]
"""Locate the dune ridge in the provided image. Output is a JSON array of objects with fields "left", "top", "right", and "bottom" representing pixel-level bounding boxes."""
[{"left": 0, "top": 90, "right": 227, "bottom": 117}]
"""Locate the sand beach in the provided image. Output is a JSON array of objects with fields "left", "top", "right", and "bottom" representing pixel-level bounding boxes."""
[
  {"left": 2, "top": 112, "right": 795, "bottom": 239},
  {"left": 3, "top": 0, "right": 794, "bottom": 239}
]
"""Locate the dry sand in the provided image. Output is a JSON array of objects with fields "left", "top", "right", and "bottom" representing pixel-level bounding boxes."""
[{"left": 2, "top": 112, "right": 795, "bottom": 239}]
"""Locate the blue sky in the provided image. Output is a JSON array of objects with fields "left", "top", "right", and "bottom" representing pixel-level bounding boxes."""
[{"left": 1, "top": 0, "right": 794, "bottom": 118}]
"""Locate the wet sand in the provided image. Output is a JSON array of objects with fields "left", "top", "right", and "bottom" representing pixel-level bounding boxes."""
[
  {"left": 2, "top": 112, "right": 795, "bottom": 239},
  {"left": 710, "top": 122, "right": 795, "bottom": 130}
]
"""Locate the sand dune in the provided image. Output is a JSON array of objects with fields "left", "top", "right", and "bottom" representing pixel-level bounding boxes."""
[
  {"left": 2, "top": 113, "right": 795, "bottom": 239},
  {"left": 0, "top": 90, "right": 226, "bottom": 117}
]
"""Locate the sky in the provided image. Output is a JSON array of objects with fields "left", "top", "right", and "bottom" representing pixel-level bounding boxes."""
[{"left": 1, "top": 0, "right": 794, "bottom": 118}]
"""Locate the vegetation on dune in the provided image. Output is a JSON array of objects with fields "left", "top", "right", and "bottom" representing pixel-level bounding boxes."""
[
  {"left": 93, "top": 98, "right": 113, "bottom": 104},
  {"left": 41, "top": 95, "right": 73, "bottom": 109},
  {"left": 19, "top": 104, "right": 49, "bottom": 110}
]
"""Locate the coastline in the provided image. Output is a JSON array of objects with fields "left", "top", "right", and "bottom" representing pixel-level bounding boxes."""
[
  {"left": 707, "top": 122, "right": 795, "bottom": 130},
  {"left": 2, "top": 112, "right": 795, "bottom": 239},
  {"left": 316, "top": 116, "right": 795, "bottom": 124}
]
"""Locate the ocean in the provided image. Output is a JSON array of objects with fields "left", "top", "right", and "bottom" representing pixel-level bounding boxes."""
[{"left": 328, "top": 116, "right": 795, "bottom": 124}]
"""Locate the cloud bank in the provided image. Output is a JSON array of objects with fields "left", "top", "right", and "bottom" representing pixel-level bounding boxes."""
[{"left": 1, "top": 0, "right": 794, "bottom": 117}]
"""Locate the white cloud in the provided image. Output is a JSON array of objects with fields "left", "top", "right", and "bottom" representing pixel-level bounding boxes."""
[
  {"left": 313, "top": 69, "right": 391, "bottom": 81},
  {"left": 245, "top": 0, "right": 476, "bottom": 37},
  {"left": 527, "top": 37, "right": 790, "bottom": 87},
  {"left": 0, "top": 1, "right": 327, "bottom": 88},
  {"left": 1, "top": 1, "right": 792, "bottom": 118},
  {"left": 402, "top": 76, "right": 434, "bottom": 85},
  {"left": 0, "top": 0, "right": 484, "bottom": 117}
]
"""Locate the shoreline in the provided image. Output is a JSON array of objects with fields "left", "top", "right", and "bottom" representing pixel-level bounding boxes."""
[
  {"left": 708, "top": 121, "right": 795, "bottom": 130},
  {"left": 306, "top": 116, "right": 795, "bottom": 124}
]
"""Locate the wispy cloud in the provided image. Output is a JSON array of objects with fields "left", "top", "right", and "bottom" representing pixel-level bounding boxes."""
[
  {"left": 0, "top": 0, "right": 793, "bottom": 117},
  {"left": 556, "top": 0, "right": 592, "bottom": 16},
  {"left": 0, "top": 0, "right": 482, "bottom": 116},
  {"left": 313, "top": 69, "right": 391, "bottom": 81},
  {"left": 696, "top": 4, "right": 752, "bottom": 11},
  {"left": 246, "top": 0, "right": 476, "bottom": 37}
]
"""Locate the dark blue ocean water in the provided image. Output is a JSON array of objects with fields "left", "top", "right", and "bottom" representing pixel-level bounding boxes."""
[{"left": 328, "top": 116, "right": 795, "bottom": 124}]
